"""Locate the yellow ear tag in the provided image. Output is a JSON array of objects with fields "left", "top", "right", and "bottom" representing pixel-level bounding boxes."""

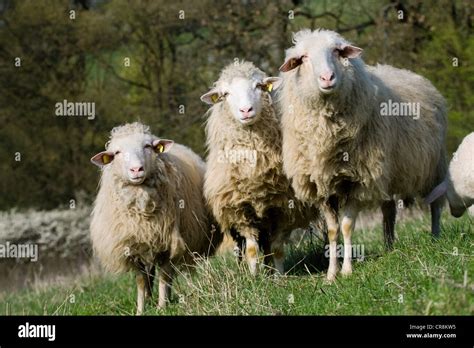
[
  {"left": 266, "top": 83, "right": 273, "bottom": 92},
  {"left": 102, "top": 154, "right": 111, "bottom": 164},
  {"left": 156, "top": 143, "right": 164, "bottom": 153},
  {"left": 211, "top": 94, "right": 219, "bottom": 103}
]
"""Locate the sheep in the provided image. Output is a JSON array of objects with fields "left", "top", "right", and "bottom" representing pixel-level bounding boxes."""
[
  {"left": 425, "top": 132, "right": 474, "bottom": 217},
  {"left": 90, "top": 122, "right": 221, "bottom": 314},
  {"left": 278, "top": 29, "right": 447, "bottom": 281},
  {"left": 201, "top": 61, "right": 316, "bottom": 275}
]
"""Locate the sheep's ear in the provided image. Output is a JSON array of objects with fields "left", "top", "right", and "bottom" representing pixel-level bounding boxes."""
[
  {"left": 424, "top": 179, "right": 448, "bottom": 204},
  {"left": 339, "top": 44, "right": 363, "bottom": 59},
  {"left": 153, "top": 139, "right": 174, "bottom": 154},
  {"left": 279, "top": 56, "right": 303, "bottom": 72},
  {"left": 91, "top": 151, "right": 115, "bottom": 167},
  {"left": 200, "top": 89, "right": 222, "bottom": 105},
  {"left": 261, "top": 77, "right": 283, "bottom": 92}
]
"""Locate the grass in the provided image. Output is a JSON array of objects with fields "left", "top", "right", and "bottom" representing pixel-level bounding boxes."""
[{"left": 1, "top": 212, "right": 473, "bottom": 315}]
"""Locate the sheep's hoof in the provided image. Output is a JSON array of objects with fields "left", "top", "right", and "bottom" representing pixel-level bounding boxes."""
[
  {"left": 247, "top": 260, "right": 259, "bottom": 276},
  {"left": 341, "top": 264, "right": 353, "bottom": 277},
  {"left": 326, "top": 271, "right": 337, "bottom": 283}
]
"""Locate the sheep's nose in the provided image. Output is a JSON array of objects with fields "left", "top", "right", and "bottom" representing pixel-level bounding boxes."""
[
  {"left": 239, "top": 106, "right": 253, "bottom": 113},
  {"left": 130, "top": 166, "right": 144, "bottom": 173},
  {"left": 319, "top": 71, "right": 335, "bottom": 82}
]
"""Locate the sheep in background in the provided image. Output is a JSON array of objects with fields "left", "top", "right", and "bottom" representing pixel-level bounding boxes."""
[
  {"left": 90, "top": 122, "right": 221, "bottom": 314},
  {"left": 426, "top": 132, "right": 474, "bottom": 217},
  {"left": 278, "top": 29, "right": 447, "bottom": 281},
  {"left": 201, "top": 61, "right": 317, "bottom": 275}
]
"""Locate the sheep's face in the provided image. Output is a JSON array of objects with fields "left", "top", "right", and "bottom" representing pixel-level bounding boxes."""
[
  {"left": 91, "top": 133, "right": 174, "bottom": 185},
  {"left": 201, "top": 76, "right": 282, "bottom": 126},
  {"left": 279, "top": 29, "right": 362, "bottom": 98}
]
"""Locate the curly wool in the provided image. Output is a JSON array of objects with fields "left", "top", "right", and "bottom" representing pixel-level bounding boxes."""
[
  {"left": 279, "top": 30, "right": 447, "bottom": 208},
  {"left": 204, "top": 62, "right": 314, "bottom": 243},
  {"left": 90, "top": 123, "right": 221, "bottom": 274}
]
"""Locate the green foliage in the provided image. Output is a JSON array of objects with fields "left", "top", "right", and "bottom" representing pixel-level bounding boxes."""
[
  {"left": 0, "top": 0, "right": 472, "bottom": 209},
  {"left": 1, "top": 213, "right": 472, "bottom": 315}
]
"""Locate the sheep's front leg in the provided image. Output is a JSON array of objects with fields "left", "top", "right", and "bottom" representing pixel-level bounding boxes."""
[
  {"left": 240, "top": 227, "right": 260, "bottom": 276},
  {"left": 246, "top": 236, "right": 260, "bottom": 275},
  {"left": 340, "top": 204, "right": 359, "bottom": 277},
  {"left": 136, "top": 272, "right": 147, "bottom": 315},
  {"left": 271, "top": 240, "right": 285, "bottom": 275},
  {"left": 322, "top": 200, "right": 339, "bottom": 282},
  {"left": 135, "top": 265, "right": 155, "bottom": 315},
  {"left": 157, "top": 263, "right": 174, "bottom": 309},
  {"left": 381, "top": 200, "right": 396, "bottom": 250}
]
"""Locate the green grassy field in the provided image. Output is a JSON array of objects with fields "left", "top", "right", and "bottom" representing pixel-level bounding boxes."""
[{"left": 1, "top": 213, "right": 472, "bottom": 315}]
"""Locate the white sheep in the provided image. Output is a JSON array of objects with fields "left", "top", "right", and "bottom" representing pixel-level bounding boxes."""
[
  {"left": 201, "top": 61, "right": 316, "bottom": 275},
  {"left": 90, "top": 122, "right": 221, "bottom": 314},
  {"left": 425, "top": 132, "right": 474, "bottom": 217},
  {"left": 278, "top": 29, "right": 448, "bottom": 281}
]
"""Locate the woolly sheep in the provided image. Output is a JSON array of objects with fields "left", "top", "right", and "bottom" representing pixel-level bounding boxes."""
[
  {"left": 201, "top": 61, "right": 316, "bottom": 275},
  {"left": 425, "top": 132, "right": 474, "bottom": 217},
  {"left": 90, "top": 122, "right": 221, "bottom": 314},
  {"left": 278, "top": 29, "right": 447, "bottom": 281}
]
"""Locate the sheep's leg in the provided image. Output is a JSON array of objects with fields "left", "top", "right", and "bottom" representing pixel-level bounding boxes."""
[
  {"left": 340, "top": 204, "right": 358, "bottom": 277},
  {"left": 322, "top": 200, "right": 339, "bottom": 282},
  {"left": 246, "top": 237, "right": 260, "bottom": 275},
  {"left": 242, "top": 228, "right": 260, "bottom": 275},
  {"left": 381, "top": 200, "right": 396, "bottom": 250},
  {"left": 135, "top": 262, "right": 155, "bottom": 315},
  {"left": 271, "top": 240, "right": 285, "bottom": 275},
  {"left": 430, "top": 198, "right": 443, "bottom": 238},
  {"left": 157, "top": 264, "right": 174, "bottom": 309},
  {"left": 136, "top": 271, "right": 147, "bottom": 315}
]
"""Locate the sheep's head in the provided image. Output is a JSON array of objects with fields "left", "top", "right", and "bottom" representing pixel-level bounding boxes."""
[
  {"left": 201, "top": 62, "right": 282, "bottom": 126},
  {"left": 279, "top": 29, "right": 363, "bottom": 98},
  {"left": 91, "top": 123, "right": 173, "bottom": 185}
]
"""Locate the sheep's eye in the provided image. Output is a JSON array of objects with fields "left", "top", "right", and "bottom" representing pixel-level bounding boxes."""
[
  {"left": 144, "top": 144, "right": 152, "bottom": 149},
  {"left": 223, "top": 92, "right": 229, "bottom": 98},
  {"left": 114, "top": 150, "right": 121, "bottom": 155}
]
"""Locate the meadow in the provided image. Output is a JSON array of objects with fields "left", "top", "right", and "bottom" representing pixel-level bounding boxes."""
[{"left": 1, "top": 212, "right": 472, "bottom": 316}]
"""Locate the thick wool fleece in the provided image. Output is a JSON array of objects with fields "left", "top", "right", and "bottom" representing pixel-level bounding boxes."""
[
  {"left": 279, "top": 31, "right": 447, "bottom": 208},
  {"left": 204, "top": 62, "right": 315, "bottom": 245},
  {"left": 90, "top": 123, "right": 221, "bottom": 273}
]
